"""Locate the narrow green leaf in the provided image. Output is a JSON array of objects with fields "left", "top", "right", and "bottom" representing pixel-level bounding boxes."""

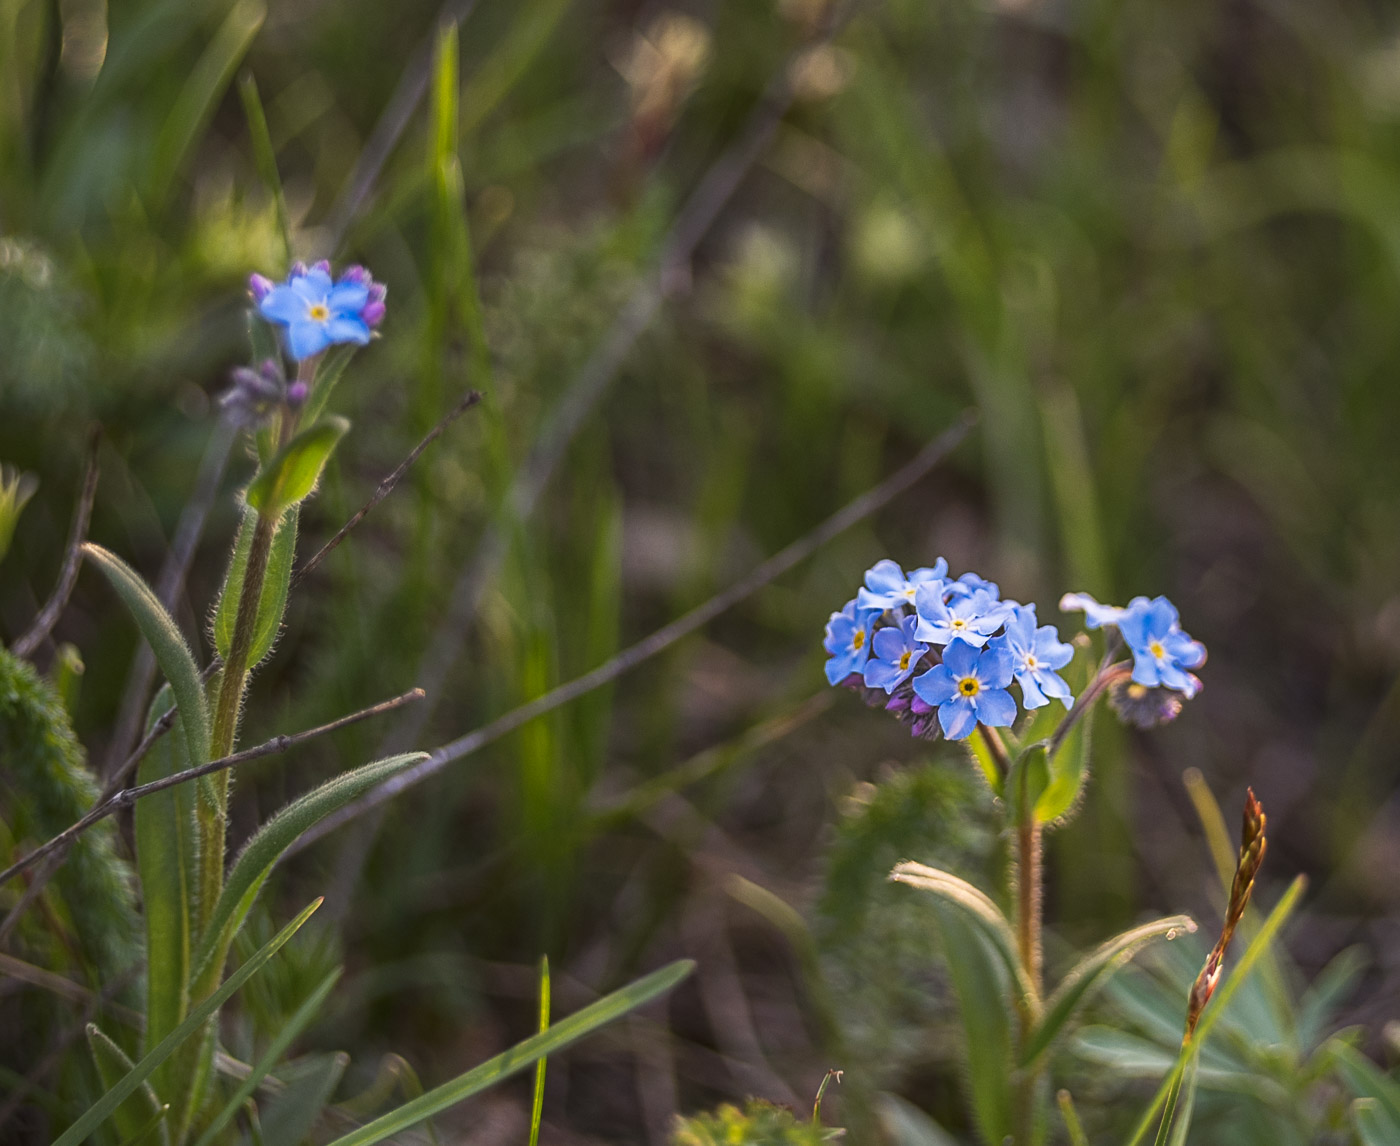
[
  {"left": 83, "top": 544, "right": 210, "bottom": 767},
  {"left": 246, "top": 417, "right": 349, "bottom": 517},
  {"left": 115, "top": 1104, "right": 170, "bottom": 1146},
  {"left": 257, "top": 1051, "right": 348, "bottom": 1146},
  {"left": 528, "top": 957, "right": 550, "bottom": 1146},
  {"left": 1033, "top": 653, "right": 1095, "bottom": 823},
  {"left": 964, "top": 726, "right": 1003, "bottom": 797},
  {"left": 1354, "top": 1098, "right": 1400, "bottom": 1146},
  {"left": 1021, "top": 914, "right": 1196, "bottom": 1067},
  {"left": 931, "top": 904, "right": 1013, "bottom": 1146},
  {"left": 1123, "top": 875, "right": 1306, "bottom": 1146},
  {"left": 1161, "top": 1057, "right": 1199, "bottom": 1146},
  {"left": 237, "top": 72, "right": 292, "bottom": 262},
  {"left": 135, "top": 690, "right": 197, "bottom": 1105},
  {"left": 214, "top": 506, "right": 298, "bottom": 667},
  {"left": 191, "top": 753, "right": 427, "bottom": 991},
  {"left": 321, "top": 960, "right": 694, "bottom": 1146},
  {"left": 299, "top": 347, "right": 357, "bottom": 425},
  {"left": 1297, "top": 946, "right": 1366, "bottom": 1050},
  {"left": 86, "top": 1024, "right": 169, "bottom": 1146},
  {"left": 889, "top": 861, "right": 1037, "bottom": 1010},
  {"left": 1328, "top": 1038, "right": 1400, "bottom": 1125},
  {"left": 194, "top": 969, "right": 341, "bottom": 1146},
  {"left": 148, "top": 0, "right": 266, "bottom": 207},
  {"left": 54, "top": 899, "right": 323, "bottom": 1146}
]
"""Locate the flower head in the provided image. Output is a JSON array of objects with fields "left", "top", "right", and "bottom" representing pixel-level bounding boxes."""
[
  {"left": 912, "top": 638, "right": 1017, "bottom": 740},
  {"left": 823, "top": 599, "right": 878, "bottom": 685},
  {"left": 256, "top": 263, "right": 379, "bottom": 360},
  {"left": 1119, "top": 596, "right": 1206, "bottom": 697},
  {"left": 992, "top": 603, "right": 1075, "bottom": 709},
  {"left": 219, "top": 359, "right": 287, "bottom": 427},
  {"left": 913, "top": 585, "right": 1012, "bottom": 648},
  {"left": 855, "top": 557, "right": 948, "bottom": 612},
  {"left": 1108, "top": 678, "right": 1184, "bottom": 728},
  {"left": 863, "top": 614, "right": 929, "bottom": 693}
]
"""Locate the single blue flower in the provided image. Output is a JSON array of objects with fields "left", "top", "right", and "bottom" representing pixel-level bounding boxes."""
[
  {"left": 823, "top": 599, "right": 878, "bottom": 685},
  {"left": 1118, "top": 596, "right": 1206, "bottom": 697},
  {"left": 863, "top": 615, "right": 929, "bottom": 693},
  {"left": 912, "top": 637, "right": 1017, "bottom": 740},
  {"left": 258, "top": 263, "right": 373, "bottom": 360},
  {"left": 855, "top": 557, "right": 948, "bottom": 611},
  {"left": 913, "top": 585, "right": 1013, "bottom": 647},
  {"left": 992, "top": 603, "right": 1075, "bottom": 710}
]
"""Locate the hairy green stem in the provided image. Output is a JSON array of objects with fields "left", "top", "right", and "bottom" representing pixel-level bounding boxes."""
[{"left": 1012, "top": 728, "right": 1044, "bottom": 1145}]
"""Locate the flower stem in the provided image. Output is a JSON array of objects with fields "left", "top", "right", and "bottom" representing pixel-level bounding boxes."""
[{"left": 1012, "top": 729, "right": 1044, "bottom": 1144}]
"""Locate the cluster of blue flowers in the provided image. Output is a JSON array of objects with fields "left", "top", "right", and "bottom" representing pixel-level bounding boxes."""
[
  {"left": 249, "top": 260, "right": 386, "bottom": 361},
  {"left": 824, "top": 560, "right": 1206, "bottom": 741}
]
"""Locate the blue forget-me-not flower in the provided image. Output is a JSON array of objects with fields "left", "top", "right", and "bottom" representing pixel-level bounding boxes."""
[
  {"left": 856, "top": 558, "right": 948, "bottom": 611},
  {"left": 255, "top": 261, "right": 377, "bottom": 360},
  {"left": 823, "top": 599, "right": 878, "bottom": 685},
  {"left": 992, "top": 603, "right": 1075, "bottom": 709},
  {"left": 863, "top": 615, "right": 929, "bottom": 693},
  {"left": 912, "top": 637, "right": 1017, "bottom": 740},
  {"left": 1118, "top": 596, "right": 1206, "bottom": 697},
  {"left": 914, "top": 585, "right": 1012, "bottom": 648}
]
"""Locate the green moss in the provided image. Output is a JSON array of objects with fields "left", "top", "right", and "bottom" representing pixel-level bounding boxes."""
[{"left": 670, "top": 1099, "right": 837, "bottom": 1145}]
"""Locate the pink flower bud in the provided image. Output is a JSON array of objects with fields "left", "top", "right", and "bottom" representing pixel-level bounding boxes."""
[
  {"left": 287, "top": 380, "right": 309, "bottom": 406},
  {"left": 361, "top": 300, "right": 386, "bottom": 327},
  {"left": 311, "top": 258, "right": 331, "bottom": 275},
  {"left": 248, "top": 273, "right": 273, "bottom": 302},
  {"left": 289, "top": 261, "right": 307, "bottom": 278},
  {"left": 339, "top": 264, "right": 370, "bottom": 287}
]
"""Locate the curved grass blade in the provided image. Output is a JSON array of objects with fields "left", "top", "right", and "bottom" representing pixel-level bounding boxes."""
[
  {"left": 1122, "top": 875, "right": 1305, "bottom": 1146},
  {"left": 83, "top": 544, "right": 210, "bottom": 767},
  {"left": 528, "top": 957, "right": 550, "bottom": 1146},
  {"left": 54, "top": 899, "right": 322, "bottom": 1146},
  {"left": 321, "top": 960, "right": 694, "bottom": 1146},
  {"left": 193, "top": 968, "right": 341, "bottom": 1146},
  {"left": 890, "top": 861, "right": 1037, "bottom": 1011},
  {"left": 1021, "top": 914, "right": 1196, "bottom": 1067},
  {"left": 190, "top": 753, "right": 427, "bottom": 992}
]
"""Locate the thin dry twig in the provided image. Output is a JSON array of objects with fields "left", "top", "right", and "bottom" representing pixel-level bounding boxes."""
[
  {"left": 0, "top": 688, "right": 424, "bottom": 891},
  {"left": 292, "top": 390, "right": 482, "bottom": 588},
  {"left": 12, "top": 433, "right": 100, "bottom": 659},
  {"left": 291, "top": 411, "right": 977, "bottom": 855}
]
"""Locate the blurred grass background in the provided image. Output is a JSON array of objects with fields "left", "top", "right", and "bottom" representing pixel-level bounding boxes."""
[{"left": 5, "top": 0, "right": 1400, "bottom": 1139}]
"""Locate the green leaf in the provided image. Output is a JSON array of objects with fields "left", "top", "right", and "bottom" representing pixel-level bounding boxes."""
[
  {"left": 213, "top": 506, "right": 298, "bottom": 667},
  {"left": 83, "top": 544, "right": 210, "bottom": 767},
  {"left": 1328, "top": 1038, "right": 1400, "bottom": 1125},
  {"left": 1033, "top": 656, "right": 1095, "bottom": 823},
  {"left": 115, "top": 1104, "right": 171, "bottom": 1146},
  {"left": 931, "top": 904, "right": 1013, "bottom": 1146},
  {"left": 299, "top": 346, "right": 357, "bottom": 425},
  {"left": 134, "top": 690, "right": 197, "bottom": 1104},
  {"left": 147, "top": 0, "right": 266, "bottom": 208},
  {"left": 85, "top": 1024, "right": 169, "bottom": 1146},
  {"left": 1354, "top": 1098, "right": 1400, "bottom": 1146},
  {"left": 964, "top": 726, "right": 1003, "bottom": 798},
  {"left": 54, "top": 899, "right": 322, "bottom": 1146},
  {"left": 1160, "top": 1057, "right": 1200, "bottom": 1146},
  {"left": 190, "top": 753, "right": 427, "bottom": 992},
  {"left": 193, "top": 968, "right": 341, "bottom": 1146},
  {"left": 889, "top": 861, "right": 1037, "bottom": 1011},
  {"left": 1020, "top": 914, "right": 1196, "bottom": 1067},
  {"left": 246, "top": 417, "right": 349, "bottom": 517},
  {"left": 237, "top": 72, "right": 292, "bottom": 262},
  {"left": 1296, "top": 946, "right": 1366, "bottom": 1051},
  {"left": 1123, "top": 875, "right": 1306, "bottom": 1146},
  {"left": 320, "top": 960, "right": 694, "bottom": 1146},
  {"left": 529, "top": 957, "right": 550, "bottom": 1146},
  {"left": 256, "top": 1052, "right": 348, "bottom": 1146}
]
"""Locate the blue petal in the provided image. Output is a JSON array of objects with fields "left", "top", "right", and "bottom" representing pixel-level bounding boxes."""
[
  {"left": 863, "top": 658, "right": 902, "bottom": 692},
  {"left": 823, "top": 614, "right": 855, "bottom": 655},
  {"left": 260, "top": 285, "right": 306, "bottom": 324},
  {"left": 971, "top": 687, "right": 1017, "bottom": 727},
  {"left": 1145, "top": 597, "right": 1178, "bottom": 640},
  {"left": 825, "top": 654, "right": 854, "bottom": 685},
  {"left": 910, "top": 558, "right": 949, "bottom": 582},
  {"left": 329, "top": 282, "right": 369, "bottom": 310},
  {"left": 977, "top": 644, "right": 1014, "bottom": 689},
  {"left": 856, "top": 587, "right": 895, "bottom": 610},
  {"left": 1001, "top": 605, "right": 1035, "bottom": 652},
  {"left": 942, "top": 637, "right": 979, "bottom": 676},
  {"left": 864, "top": 559, "right": 906, "bottom": 595},
  {"left": 1017, "top": 670, "right": 1049, "bottom": 709},
  {"left": 939, "top": 697, "right": 979, "bottom": 740},
  {"left": 1033, "top": 625, "right": 1075, "bottom": 668},
  {"left": 297, "top": 267, "right": 333, "bottom": 295},
  {"left": 1034, "top": 667, "right": 1074, "bottom": 707},
  {"left": 914, "top": 618, "right": 952, "bottom": 645},
  {"left": 325, "top": 316, "right": 372, "bottom": 345},
  {"left": 1130, "top": 650, "right": 1163, "bottom": 688},
  {"left": 1059, "top": 591, "right": 1124, "bottom": 630},
  {"left": 287, "top": 319, "right": 332, "bottom": 360},
  {"left": 1157, "top": 660, "right": 1194, "bottom": 693},
  {"left": 1164, "top": 630, "right": 1206, "bottom": 668},
  {"left": 912, "top": 664, "right": 957, "bottom": 706},
  {"left": 914, "top": 581, "right": 949, "bottom": 621},
  {"left": 872, "top": 627, "right": 907, "bottom": 661},
  {"left": 1118, "top": 604, "right": 1153, "bottom": 652}
]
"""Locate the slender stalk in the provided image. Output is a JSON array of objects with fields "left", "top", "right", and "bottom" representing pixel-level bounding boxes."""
[
  {"left": 1008, "top": 723, "right": 1043, "bottom": 1145},
  {"left": 199, "top": 510, "right": 276, "bottom": 933}
]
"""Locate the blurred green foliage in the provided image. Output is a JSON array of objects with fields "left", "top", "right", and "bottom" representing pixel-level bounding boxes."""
[{"left": 6, "top": 0, "right": 1400, "bottom": 1138}]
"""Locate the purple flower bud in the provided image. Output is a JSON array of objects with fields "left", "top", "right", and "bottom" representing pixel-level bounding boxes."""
[
  {"left": 248, "top": 273, "right": 273, "bottom": 302},
  {"left": 339, "top": 265, "right": 371, "bottom": 287},
  {"left": 311, "top": 258, "right": 331, "bottom": 275},
  {"left": 289, "top": 261, "right": 307, "bottom": 278},
  {"left": 286, "top": 380, "right": 309, "bottom": 406},
  {"left": 367, "top": 281, "right": 387, "bottom": 303},
  {"left": 361, "top": 300, "right": 386, "bottom": 328}
]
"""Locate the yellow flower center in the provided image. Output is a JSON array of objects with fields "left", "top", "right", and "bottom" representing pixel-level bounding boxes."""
[
  {"left": 308, "top": 302, "right": 330, "bottom": 322},
  {"left": 898, "top": 651, "right": 911, "bottom": 671},
  {"left": 958, "top": 677, "right": 980, "bottom": 697},
  {"left": 950, "top": 618, "right": 967, "bottom": 630},
  {"left": 1149, "top": 641, "right": 1165, "bottom": 659},
  {"left": 1024, "top": 654, "right": 1038, "bottom": 668},
  {"left": 852, "top": 630, "right": 865, "bottom": 651}
]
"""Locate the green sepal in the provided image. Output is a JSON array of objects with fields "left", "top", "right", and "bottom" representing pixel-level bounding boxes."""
[
  {"left": 246, "top": 416, "right": 349, "bottom": 517},
  {"left": 189, "top": 753, "right": 428, "bottom": 993},
  {"left": 85, "top": 1024, "right": 170, "bottom": 1146},
  {"left": 212, "top": 505, "right": 298, "bottom": 667}
]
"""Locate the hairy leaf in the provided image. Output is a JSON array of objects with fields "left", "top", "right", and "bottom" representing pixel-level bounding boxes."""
[
  {"left": 213, "top": 505, "right": 298, "bottom": 667},
  {"left": 246, "top": 416, "right": 349, "bottom": 517}
]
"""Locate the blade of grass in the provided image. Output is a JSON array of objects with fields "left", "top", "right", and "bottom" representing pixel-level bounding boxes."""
[
  {"left": 528, "top": 957, "right": 550, "bottom": 1146},
  {"left": 238, "top": 71, "right": 292, "bottom": 261},
  {"left": 53, "top": 899, "right": 323, "bottom": 1146}
]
